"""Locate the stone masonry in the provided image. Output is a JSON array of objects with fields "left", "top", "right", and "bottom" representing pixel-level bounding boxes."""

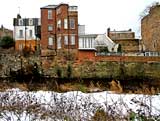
[{"left": 141, "top": 4, "right": 160, "bottom": 52}]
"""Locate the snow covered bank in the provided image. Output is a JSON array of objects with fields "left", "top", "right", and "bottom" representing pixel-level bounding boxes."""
[{"left": 0, "top": 88, "right": 160, "bottom": 120}]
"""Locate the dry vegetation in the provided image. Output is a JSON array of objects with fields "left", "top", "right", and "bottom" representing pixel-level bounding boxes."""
[{"left": 0, "top": 88, "right": 160, "bottom": 121}]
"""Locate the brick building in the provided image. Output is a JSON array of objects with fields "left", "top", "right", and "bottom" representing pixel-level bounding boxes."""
[
  {"left": 78, "top": 34, "right": 97, "bottom": 61},
  {"left": 141, "top": 4, "right": 160, "bottom": 52},
  {"left": 40, "top": 3, "right": 78, "bottom": 56},
  {"left": 13, "top": 14, "right": 41, "bottom": 51},
  {"left": 0, "top": 25, "right": 13, "bottom": 39},
  {"left": 107, "top": 28, "right": 140, "bottom": 53}
]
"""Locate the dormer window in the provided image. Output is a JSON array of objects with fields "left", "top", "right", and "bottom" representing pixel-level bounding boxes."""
[
  {"left": 19, "top": 19, "right": 23, "bottom": 26},
  {"left": 29, "top": 19, "right": 33, "bottom": 26}
]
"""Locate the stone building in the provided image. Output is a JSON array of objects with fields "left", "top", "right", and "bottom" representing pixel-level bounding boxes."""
[
  {"left": 0, "top": 25, "right": 13, "bottom": 39},
  {"left": 40, "top": 3, "right": 78, "bottom": 56},
  {"left": 107, "top": 28, "right": 140, "bottom": 53},
  {"left": 13, "top": 14, "right": 41, "bottom": 51},
  {"left": 141, "top": 4, "right": 160, "bottom": 52}
]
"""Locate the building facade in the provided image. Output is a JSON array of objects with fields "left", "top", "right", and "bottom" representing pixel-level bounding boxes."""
[
  {"left": 141, "top": 4, "right": 160, "bottom": 52},
  {"left": 107, "top": 28, "right": 139, "bottom": 53},
  {"left": 13, "top": 15, "right": 41, "bottom": 51},
  {"left": 78, "top": 34, "right": 97, "bottom": 61},
  {"left": 0, "top": 25, "right": 13, "bottom": 39},
  {"left": 40, "top": 3, "right": 78, "bottom": 56}
]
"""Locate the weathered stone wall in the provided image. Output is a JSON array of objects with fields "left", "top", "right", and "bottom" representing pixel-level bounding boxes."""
[
  {"left": 114, "top": 39, "right": 139, "bottom": 52},
  {"left": 141, "top": 5, "right": 160, "bottom": 51},
  {"left": 0, "top": 26, "right": 13, "bottom": 38},
  {"left": 107, "top": 30, "right": 139, "bottom": 52},
  {"left": 108, "top": 31, "right": 135, "bottom": 40}
]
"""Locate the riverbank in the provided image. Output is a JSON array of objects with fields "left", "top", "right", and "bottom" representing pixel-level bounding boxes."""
[{"left": 0, "top": 77, "right": 160, "bottom": 94}]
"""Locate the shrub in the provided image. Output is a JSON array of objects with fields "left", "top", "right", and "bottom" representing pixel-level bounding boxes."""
[
  {"left": 97, "top": 46, "right": 109, "bottom": 53},
  {"left": 22, "top": 46, "right": 32, "bottom": 57},
  {"left": 56, "top": 65, "right": 62, "bottom": 78},
  {"left": 92, "top": 108, "right": 107, "bottom": 121},
  {"left": 67, "top": 64, "right": 72, "bottom": 78},
  {"left": 0, "top": 36, "right": 15, "bottom": 49}
]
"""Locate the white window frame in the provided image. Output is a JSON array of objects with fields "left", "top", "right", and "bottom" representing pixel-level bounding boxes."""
[
  {"left": 64, "top": 19, "right": 68, "bottom": 29},
  {"left": 19, "top": 19, "right": 23, "bottom": 26},
  {"left": 48, "top": 37, "right": 53, "bottom": 46},
  {"left": 57, "top": 20, "right": 61, "bottom": 28},
  {"left": 64, "top": 35, "right": 68, "bottom": 45},
  {"left": 29, "top": 30, "right": 32, "bottom": 38},
  {"left": 29, "top": 19, "right": 33, "bottom": 26},
  {"left": 19, "top": 44, "right": 23, "bottom": 51},
  {"left": 57, "top": 36, "right": 61, "bottom": 49},
  {"left": 70, "top": 35, "right": 75, "bottom": 45},
  {"left": 83, "top": 38, "right": 85, "bottom": 48},
  {"left": 48, "top": 25, "right": 53, "bottom": 31},
  {"left": 56, "top": 8, "right": 61, "bottom": 15},
  {"left": 19, "top": 30, "right": 23, "bottom": 38},
  {"left": 70, "top": 19, "right": 75, "bottom": 29},
  {"left": 48, "top": 10, "right": 52, "bottom": 19}
]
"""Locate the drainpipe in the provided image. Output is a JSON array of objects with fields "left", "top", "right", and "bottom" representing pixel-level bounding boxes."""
[
  {"left": 67, "top": 5, "right": 70, "bottom": 60},
  {"left": 24, "top": 18, "right": 27, "bottom": 49}
]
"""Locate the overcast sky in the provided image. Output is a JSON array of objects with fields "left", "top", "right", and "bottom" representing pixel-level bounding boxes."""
[{"left": 0, "top": 0, "right": 160, "bottom": 37}]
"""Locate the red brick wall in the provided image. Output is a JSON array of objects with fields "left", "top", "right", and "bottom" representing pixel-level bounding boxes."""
[
  {"left": 15, "top": 40, "right": 36, "bottom": 51},
  {"left": 41, "top": 8, "right": 56, "bottom": 49},
  {"left": 95, "top": 55, "right": 160, "bottom": 62},
  {"left": 40, "top": 4, "right": 78, "bottom": 51},
  {"left": 78, "top": 50, "right": 95, "bottom": 61},
  {"left": 78, "top": 49, "right": 160, "bottom": 63}
]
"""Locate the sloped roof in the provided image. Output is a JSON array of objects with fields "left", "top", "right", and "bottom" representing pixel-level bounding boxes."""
[{"left": 95, "top": 34, "right": 119, "bottom": 52}]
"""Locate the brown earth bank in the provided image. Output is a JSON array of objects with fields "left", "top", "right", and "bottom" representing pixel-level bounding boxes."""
[{"left": 0, "top": 77, "right": 160, "bottom": 94}]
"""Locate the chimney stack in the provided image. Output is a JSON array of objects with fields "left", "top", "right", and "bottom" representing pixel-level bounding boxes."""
[{"left": 107, "top": 27, "right": 110, "bottom": 37}]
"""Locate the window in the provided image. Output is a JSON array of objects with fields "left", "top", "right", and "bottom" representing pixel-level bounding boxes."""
[
  {"left": 29, "top": 30, "right": 32, "bottom": 38},
  {"left": 29, "top": 19, "right": 33, "bottom": 25},
  {"left": 48, "top": 37, "right": 53, "bottom": 45},
  {"left": 57, "top": 36, "right": 61, "bottom": 49},
  {"left": 56, "top": 8, "right": 61, "bottom": 15},
  {"left": 64, "top": 19, "right": 68, "bottom": 29},
  {"left": 85, "top": 38, "right": 87, "bottom": 48},
  {"left": 78, "top": 38, "right": 83, "bottom": 48},
  {"left": 88, "top": 38, "right": 91, "bottom": 48},
  {"left": 70, "top": 19, "right": 75, "bottom": 29},
  {"left": 48, "top": 10, "right": 52, "bottom": 19},
  {"left": 70, "top": 35, "right": 75, "bottom": 45},
  {"left": 48, "top": 25, "right": 53, "bottom": 31},
  {"left": 19, "top": 44, "right": 23, "bottom": 51},
  {"left": 57, "top": 20, "right": 61, "bottom": 28},
  {"left": 64, "top": 35, "right": 68, "bottom": 45},
  {"left": 19, "top": 30, "right": 23, "bottom": 38},
  {"left": 82, "top": 38, "right": 85, "bottom": 48},
  {"left": 19, "top": 19, "right": 23, "bottom": 26},
  {"left": 91, "top": 38, "right": 93, "bottom": 48}
]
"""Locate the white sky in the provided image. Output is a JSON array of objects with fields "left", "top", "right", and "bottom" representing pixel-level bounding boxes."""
[{"left": 0, "top": 0, "right": 160, "bottom": 37}]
